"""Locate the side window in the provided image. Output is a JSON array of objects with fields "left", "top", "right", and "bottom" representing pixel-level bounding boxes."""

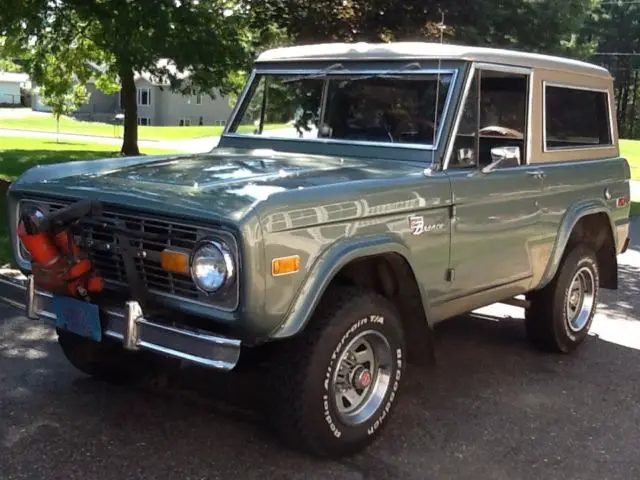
[
  {"left": 545, "top": 85, "right": 612, "bottom": 150},
  {"left": 449, "top": 70, "right": 529, "bottom": 169}
]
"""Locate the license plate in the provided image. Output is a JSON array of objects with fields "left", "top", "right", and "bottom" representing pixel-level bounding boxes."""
[{"left": 52, "top": 296, "right": 102, "bottom": 342}]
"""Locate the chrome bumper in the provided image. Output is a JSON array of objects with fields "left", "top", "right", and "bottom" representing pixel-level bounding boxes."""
[{"left": 0, "top": 274, "right": 241, "bottom": 371}]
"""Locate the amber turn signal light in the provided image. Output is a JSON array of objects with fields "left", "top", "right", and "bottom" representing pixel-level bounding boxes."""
[
  {"left": 272, "top": 255, "right": 300, "bottom": 276},
  {"left": 160, "top": 249, "right": 190, "bottom": 275}
]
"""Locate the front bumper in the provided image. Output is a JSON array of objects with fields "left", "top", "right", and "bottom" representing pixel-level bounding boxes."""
[{"left": 0, "top": 274, "right": 241, "bottom": 371}]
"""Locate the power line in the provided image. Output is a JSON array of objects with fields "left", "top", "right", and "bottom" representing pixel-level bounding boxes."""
[{"left": 593, "top": 53, "right": 640, "bottom": 56}]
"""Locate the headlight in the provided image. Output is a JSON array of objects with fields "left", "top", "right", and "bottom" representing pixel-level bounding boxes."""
[
  {"left": 17, "top": 203, "right": 47, "bottom": 261},
  {"left": 190, "top": 240, "right": 235, "bottom": 294}
]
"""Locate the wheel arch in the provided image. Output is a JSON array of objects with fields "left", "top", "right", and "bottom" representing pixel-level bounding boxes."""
[
  {"left": 537, "top": 200, "right": 618, "bottom": 291},
  {"left": 270, "top": 235, "right": 433, "bottom": 362}
]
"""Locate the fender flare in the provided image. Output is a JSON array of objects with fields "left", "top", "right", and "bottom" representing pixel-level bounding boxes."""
[
  {"left": 270, "top": 234, "right": 432, "bottom": 339},
  {"left": 536, "top": 199, "right": 616, "bottom": 290}
]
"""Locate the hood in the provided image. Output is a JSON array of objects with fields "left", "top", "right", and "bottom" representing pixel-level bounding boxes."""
[{"left": 13, "top": 149, "right": 421, "bottom": 222}]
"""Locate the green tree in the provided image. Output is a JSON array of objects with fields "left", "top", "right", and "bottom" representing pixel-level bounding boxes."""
[
  {"left": 260, "top": 0, "right": 596, "bottom": 53},
  {"left": 4, "top": 0, "right": 255, "bottom": 155},
  {"left": 576, "top": 1, "right": 640, "bottom": 138},
  {"left": 40, "top": 84, "right": 88, "bottom": 143},
  {"left": 0, "top": 37, "right": 25, "bottom": 72},
  {"left": 0, "top": 59, "right": 22, "bottom": 72}
]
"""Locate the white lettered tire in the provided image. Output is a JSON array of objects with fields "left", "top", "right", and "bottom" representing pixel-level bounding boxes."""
[{"left": 269, "top": 286, "right": 407, "bottom": 458}]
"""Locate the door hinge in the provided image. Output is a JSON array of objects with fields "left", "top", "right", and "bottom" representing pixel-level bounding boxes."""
[{"left": 446, "top": 268, "right": 455, "bottom": 282}]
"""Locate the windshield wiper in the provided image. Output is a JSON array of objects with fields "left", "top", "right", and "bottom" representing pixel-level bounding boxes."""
[
  {"left": 281, "top": 61, "right": 425, "bottom": 85},
  {"left": 339, "top": 62, "right": 424, "bottom": 84},
  {"left": 280, "top": 63, "right": 345, "bottom": 84}
]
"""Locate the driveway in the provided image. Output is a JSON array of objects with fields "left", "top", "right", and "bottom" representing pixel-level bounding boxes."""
[{"left": 1, "top": 219, "right": 639, "bottom": 480}]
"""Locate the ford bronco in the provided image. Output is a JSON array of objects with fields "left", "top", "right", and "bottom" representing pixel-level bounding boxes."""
[{"left": 5, "top": 42, "right": 631, "bottom": 458}]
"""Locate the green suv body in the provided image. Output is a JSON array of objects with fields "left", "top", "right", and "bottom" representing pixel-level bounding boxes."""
[{"left": 7, "top": 42, "right": 631, "bottom": 458}]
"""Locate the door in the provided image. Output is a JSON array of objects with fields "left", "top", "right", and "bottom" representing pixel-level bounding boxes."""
[{"left": 444, "top": 66, "right": 543, "bottom": 299}]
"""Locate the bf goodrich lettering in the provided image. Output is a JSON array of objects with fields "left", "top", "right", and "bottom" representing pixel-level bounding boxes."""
[
  {"left": 367, "top": 348, "right": 403, "bottom": 436},
  {"left": 322, "top": 315, "right": 388, "bottom": 438},
  {"left": 323, "top": 394, "right": 342, "bottom": 437}
]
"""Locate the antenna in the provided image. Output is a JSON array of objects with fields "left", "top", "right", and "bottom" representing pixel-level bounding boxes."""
[{"left": 431, "top": 10, "right": 445, "bottom": 149}]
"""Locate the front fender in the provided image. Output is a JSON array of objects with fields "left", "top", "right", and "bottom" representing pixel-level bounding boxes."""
[
  {"left": 270, "top": 234, "right": 431, "bottom": 339},
  {"left": 537, "top": 199, "right": 616, "bottom": 290}
]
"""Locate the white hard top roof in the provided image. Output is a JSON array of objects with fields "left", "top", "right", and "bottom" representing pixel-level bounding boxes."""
[{"left": 256, "top": 42, "right": 611, "bottom": 78}]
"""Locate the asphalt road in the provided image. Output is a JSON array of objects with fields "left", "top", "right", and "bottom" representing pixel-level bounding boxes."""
[{"left": 2, "top": 220, "right": 640, "bottom": 480}]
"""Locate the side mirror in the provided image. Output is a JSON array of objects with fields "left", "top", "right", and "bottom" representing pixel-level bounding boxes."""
[{"left": 481, "top": 146, "right": 521, "bottom": 173}]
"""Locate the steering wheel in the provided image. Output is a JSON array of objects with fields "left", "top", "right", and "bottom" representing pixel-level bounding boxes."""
[{"left": 478, "top": 125, "right": 523, "bottom": 139}]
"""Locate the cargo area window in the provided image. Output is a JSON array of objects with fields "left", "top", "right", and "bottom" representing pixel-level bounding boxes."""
[
  {"left": 544, "top": 85, "right": 612, "bottom": 150},
  {"left": 448, "top": 69, "right": 529, "bottom": 169}
]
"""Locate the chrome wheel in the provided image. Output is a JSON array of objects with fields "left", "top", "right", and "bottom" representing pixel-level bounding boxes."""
[
  {"left": 566, "top": 266, "right": 596, "bottom": 332},
  {"left": 332, "top": 330, "right": 392, "bottom": 426}
]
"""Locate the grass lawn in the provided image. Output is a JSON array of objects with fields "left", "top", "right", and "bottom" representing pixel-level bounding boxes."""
[
  {"left": 621, "top": 139, "right": 640, "bottom": 181},
  {"left": 0, "top": 136, "right": 179, "bottom": 265},
  {"left": 620, "top": 140, "right": 640, "bottom": 219},
  {"left": 0, "top": 115, "right": 288, "bottom": 141}
]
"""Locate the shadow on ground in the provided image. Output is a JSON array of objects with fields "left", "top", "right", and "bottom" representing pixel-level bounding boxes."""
[
  {"left": 595, "top": 244, "right": 640, "bottom": 321},
  {"left": 2, "top": 302, "right": 640, "bottom": 480}
]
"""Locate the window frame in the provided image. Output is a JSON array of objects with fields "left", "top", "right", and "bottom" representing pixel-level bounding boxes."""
[
  {"left": 137, "top": 87, "right": 151, "bottom": 106},
  {"left": 196, "top": 93, "right": 202, "bottom": 105},
  {"left": 442, "top": 62, "right": 534, "bottom": 171},
  {"left": 137, "top": 116, "right": 151, "bottom": 126},
  {"left": 542, "top": 81, "right": 614, "bottom": 153},
  {"left": 223, "top": 67, "right": 460, "bottom": 151}
]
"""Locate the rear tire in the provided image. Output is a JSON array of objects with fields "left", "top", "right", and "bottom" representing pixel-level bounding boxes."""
[
  {"left": 268, "top": 287, "right": 407, "bottom": 458},
  {"left": 525, "top": 245, "right": 600, "bottom": 353}
]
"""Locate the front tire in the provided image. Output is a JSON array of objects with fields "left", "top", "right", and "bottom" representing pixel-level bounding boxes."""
[
  {"left": 57, "top": 329, "right": 168, "bottom": 384},
  {"left": 269, "top": 287, "right": 407, "bottom": 458},
  {"left": 525, "top": 245, "right": 600, "bottom": 353}
]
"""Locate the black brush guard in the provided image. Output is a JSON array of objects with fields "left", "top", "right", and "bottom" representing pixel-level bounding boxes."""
[{"left": 47, "top": 198, "right": 169, "bottom": 309}]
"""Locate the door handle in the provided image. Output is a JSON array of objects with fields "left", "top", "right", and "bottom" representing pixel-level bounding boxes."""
[{"left": 526, "top": 170, "right": 546, "bottom": 179}]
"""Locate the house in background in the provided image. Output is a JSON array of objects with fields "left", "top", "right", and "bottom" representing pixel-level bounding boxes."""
[
  {"left": 32, "top": 59, "right": 234, "bottom": 126},
  {"left": 128, "top": 71, "right": 234, "bottom": 127},
  {"left": 0, "top": 72, "right": 30, "bottom": 106}
]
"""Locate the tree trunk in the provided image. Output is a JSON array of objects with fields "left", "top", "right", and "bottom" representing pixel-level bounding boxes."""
[
  {"left": 119, "top": 66, "right": 140, "bottom": 156},
  {"left": 629, "top": 70, "right": 639, "bottom": 139},
  {"left": 56, "top": 115, "right": 60, "bottom": 143},
  {"left": 618, "top": 61, "right": 633, "bottom": 137},
  {"left": 618, "top": 84, "right": 629, "bottom": 137}
]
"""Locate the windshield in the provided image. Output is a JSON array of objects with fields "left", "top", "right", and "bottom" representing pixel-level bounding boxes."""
[{"left": 227, "top": 70, "right": 455, "bottom": 148}]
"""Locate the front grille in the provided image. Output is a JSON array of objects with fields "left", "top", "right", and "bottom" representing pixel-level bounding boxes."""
[
  {"left": 84, "top": 210, "right": 200, "bottom": 299},
  {"left": 20, "top": 198, "right": 238, "bottom": 309}
]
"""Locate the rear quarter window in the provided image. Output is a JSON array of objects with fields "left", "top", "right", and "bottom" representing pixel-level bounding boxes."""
[{"left": 544, "top": 84, "right": 612, "bottom": 150}]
